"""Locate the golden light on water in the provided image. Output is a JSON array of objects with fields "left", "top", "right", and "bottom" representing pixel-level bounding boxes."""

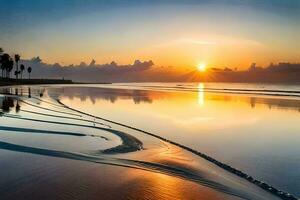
[
  {"left": 198, "top": 83, "right": 205, "bottom": 105},
  {"left": 197, "top": 63, "right": 206, "bottom": 72}
]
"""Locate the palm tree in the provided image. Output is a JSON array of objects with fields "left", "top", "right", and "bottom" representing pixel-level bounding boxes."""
[
  {"left": 1, "top": 54, "right": 11, "bottom": 78},
  {"left": 14, "top": 70, "right": 18, "bottom": 78},
  {"left": 0, "top": 49, "right": 4, "bottom": 78},
  {"left": 1, "top": 54, "right": 6, "bottom": 78},
  {"left": 20, "top": 64, "right": 25, "bottom": 79},
  {"left": 27, "top": 66, "right": 32, "bottom": 79},
  {"left": 14, "top": 54, "right": 20, "bottom": 80},
  {"left": 0, "top": 56, "right": 3, "bottom": 78},
  {"left": 8, "top": 59, "right": 14, "bottom": 78}
]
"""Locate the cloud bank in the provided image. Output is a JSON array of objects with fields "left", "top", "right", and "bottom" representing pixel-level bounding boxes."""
[
  {"left": 20, "top": 57, "right": 300, "bottom": 83},
  {"left": 20, "top": 57, "right": 156, "bottom": 82}
]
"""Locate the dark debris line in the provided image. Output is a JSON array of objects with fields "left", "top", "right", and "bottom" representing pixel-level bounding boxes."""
[{"left": 57, "top": 99, "right": 298, "bottom": 200}]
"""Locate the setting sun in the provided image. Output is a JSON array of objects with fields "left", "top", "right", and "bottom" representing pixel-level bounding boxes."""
[
  {"left": 197, "top": 63, "right": 206, "bottom": 72},
  {"left": 0, "top": 1, "right": 299, "bottom": 200}
]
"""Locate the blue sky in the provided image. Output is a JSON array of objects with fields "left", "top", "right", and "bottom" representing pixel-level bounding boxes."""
[{"left": 0, "top": 0, "right": 299, "bottom": 68}]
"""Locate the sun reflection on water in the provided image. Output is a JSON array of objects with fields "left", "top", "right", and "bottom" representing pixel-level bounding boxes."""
[{"left": 198, "top": 83, "right": 205, "bottom": 106}]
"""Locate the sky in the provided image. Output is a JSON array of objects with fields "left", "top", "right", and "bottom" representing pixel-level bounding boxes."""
[{"left": 0, "top": 0, "right": 299, "bottom": 69}]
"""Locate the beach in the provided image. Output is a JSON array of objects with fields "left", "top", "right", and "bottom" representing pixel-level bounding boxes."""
[{"left": 0, "top": 84, "right": 299, "bottom": 199}]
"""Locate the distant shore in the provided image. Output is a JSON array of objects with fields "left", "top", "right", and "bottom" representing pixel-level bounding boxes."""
[
  {"left": 0, "top": 78, "right": 114, "bottom": 87},
  {"left": 0, "top": 78, "right": 73, "bottom": 86}
]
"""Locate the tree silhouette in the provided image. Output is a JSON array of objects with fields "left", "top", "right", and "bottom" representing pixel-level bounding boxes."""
[
  {"left": 1, "top": 54, "right": 12, "bottom": 78},
  {"left": 0, "top": 56, "right": 4, "bottom": 78},
  {"left": 0, "top": 49, "right": 5, "bottom": 78},
  {"left": 20, "top": 64, "right": 25, "bottom": 79},
  {"left": 14, "top": 54, "right": 20, "bottom": 80},
  {"left": 14, "top": 70, "right": 18, "bottom": 78},
  {"left": 1, "top": 54, "right": 7, "bottom": 78},
  {"left": 8, "top": 58, "right": 14, "bottom": 78},
  {"left": 27, "top": 66, "right": 32, "bottom": 79}
]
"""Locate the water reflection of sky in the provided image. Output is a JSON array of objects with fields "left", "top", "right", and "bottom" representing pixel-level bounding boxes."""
[
  {"left": 56, "top": 85, "right": 300, "bottom": 197},
  {"left": 0, "top": 85, "right": 294, "bottom": 199},
  {"left": 50, "top": 86, "right": 300, "bottom": 111}
]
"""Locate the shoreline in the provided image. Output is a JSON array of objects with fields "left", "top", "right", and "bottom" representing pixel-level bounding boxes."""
[
  {"left": 2, "top": 78, "right": 300, "bottom": 87},
  {"left": 0, "top": 78, "right": 114, "bottom": 87},
  {"left": 1, "top": 83, "right": 298, "bottom": 199},
  {"left": 0, "top": 78, "right": 73, "bottom": 86},
  {"left": 57, "top": 99, "right": 298, "bottom": 200}
]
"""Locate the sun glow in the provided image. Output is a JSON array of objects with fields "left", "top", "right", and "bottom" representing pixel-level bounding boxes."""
[
  {"left": 197, "top": 63, "right": 206, "bottom": 72},
  {"left": 198, "top": 83, "right": 205, "bottom": 105}
]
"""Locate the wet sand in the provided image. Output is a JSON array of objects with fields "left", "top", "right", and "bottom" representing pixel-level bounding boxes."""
[{"left": 0, "top": 85, "right": 294, "bottom": 199}]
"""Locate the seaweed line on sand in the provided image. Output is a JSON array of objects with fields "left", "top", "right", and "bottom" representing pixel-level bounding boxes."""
[{"left": 57, "top": 99, "right": 298, "bottom": 200}]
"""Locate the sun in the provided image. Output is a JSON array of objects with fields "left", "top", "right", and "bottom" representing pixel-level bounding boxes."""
[{"left": 197, "top": 63, "right": 206, "bottom": 72}]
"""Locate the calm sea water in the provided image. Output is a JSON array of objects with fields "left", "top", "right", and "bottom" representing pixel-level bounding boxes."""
[
  {"left": 1, "top": 83, "right": 287, "bottom": 200},
  {"left": 54, "top": 82, "right": 300, "bottom": 197}
]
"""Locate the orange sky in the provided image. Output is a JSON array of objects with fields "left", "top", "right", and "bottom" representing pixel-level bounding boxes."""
[{"left": 2, "top": 1, "right": 300, "bottom": 70}]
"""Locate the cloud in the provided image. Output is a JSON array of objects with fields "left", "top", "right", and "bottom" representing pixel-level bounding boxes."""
[
  {"left": 19, "top": 57, "right": 300, "bottom": 83},
  {"left": 89, "top": 59, "right": 96, "bottom": 66},
  {"left": 180, "top": 38, "right": 217, "bottom": 45},
  {"left": 154, "top": 36, "right": 263, "bottom": 50},
  {"left": 20, "top": 57, "right": 155, "bottom": 82}
]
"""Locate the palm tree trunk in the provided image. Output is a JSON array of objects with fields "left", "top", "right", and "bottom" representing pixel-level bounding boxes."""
[{"left": 16, "top": 62, "right": 18, "bottom": 80}]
